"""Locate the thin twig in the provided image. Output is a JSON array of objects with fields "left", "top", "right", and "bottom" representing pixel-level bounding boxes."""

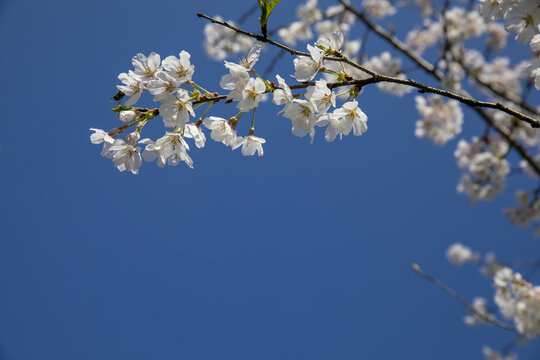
[{"left": 411, "top": 264, "right": 516, "bottom": 332}]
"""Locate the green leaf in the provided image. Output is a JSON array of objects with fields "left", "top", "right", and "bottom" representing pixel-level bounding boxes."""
[
  {"left": 258, "top": 0, "right": 281, "bottom": 27},
  {"left": 266, "top": 0, "right": 281, "bottom": 14}
]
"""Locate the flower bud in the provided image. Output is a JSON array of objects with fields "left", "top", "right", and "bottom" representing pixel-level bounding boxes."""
[
  {"left": 119, "top": 110, "right": 137, "bottom": 123},
  {"left": 125, "top": 131, "right": 140, "bottom": 146},
  {"left": 108, "top": 126, "right": 123, "bottom": 137}
]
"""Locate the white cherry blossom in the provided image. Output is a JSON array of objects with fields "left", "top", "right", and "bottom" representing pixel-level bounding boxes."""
[
  {"left": 504, "top": 4, "right": 540, "bottom": 44},
  {"left": 415, "top": 95, "right": 463, "bottom": 145},
  {"left": 446, "top": 243, "right": 479, "bottom": 265},
  {"left": 90, "top": 128, "right": 116, "bottom": 158},
  {"left": 316, "top": 30, "right": 344, "bottom": 52},
  {"left": 238, "top": 77, "right": 266, "bottom": 112},
  {"left": 232, "top": 135, "right": 266, "bottom": 156},
  {"left": 202, "top": 116, "right": 237, "bottom": 146},
  {"left": 108, "top": 139, "right": 142, "bottom": 174},
  {"left": 272, "top": 75, "right": 293, "bottom": 114},
  {"left": 159, "top": 89, "right": 195, "bottom": 128},
  {"left": 362, "top": 0, "right": 396, "bottom": 19},
  {"left": 131, "top": 52, "right": 161, "bottom": 81},
  {"left": 162, "top": 50, "right": 195, "bottom": 83},
  {"left": 294, "top": 44, "right": 325, "bottom": 82},
  {"left": 140, "top": 132, "right": 193, "bottom": 168},
  {"left": 284, "top": 99, "right": 318, "bottom": 140},
  {"left": 184, "top": 123, "right": 206, "bottom": 148},
  {"left": 117, "top": 71, "right": 144, "bottom": 106},
  {"left": 333, "top": 100, "right": 368, "bottom": 137},
  {"left": 305, "top": 79, "right": 336, "bottom": 113}
]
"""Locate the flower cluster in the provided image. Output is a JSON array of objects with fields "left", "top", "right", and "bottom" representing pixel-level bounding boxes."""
[
  {"left": 203, "top": 16, "right": 254, "bottom": 60},
  {"left": 90, "top": 48, "right": 274, "bottom": 173},
  {"left": 92, "top": 26, "right": 376, "bottom": 174},
  {"left": 414, "top": 95, "right": 463, "bottom": 145},
  {"left": 493, "top": 267, "right": 540, "bottom": 338},
  {"left": 504, "top": 190, "right": 540, "bottom": 234},
  {"left": 446, "top": 243, "right": 479, "bottom": 265},
  {"left": 454, "top": 136, "right": 510, "bottom": 202}
]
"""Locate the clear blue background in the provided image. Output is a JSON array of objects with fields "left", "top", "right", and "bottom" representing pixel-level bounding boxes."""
[{"left": 1, "top": 0, "right": 539, "bottom": 359}]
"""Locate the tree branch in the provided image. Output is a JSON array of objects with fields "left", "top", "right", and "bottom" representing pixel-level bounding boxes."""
[
  {"left": 337, "top": 0, "right": 443, "bottom": 79},
  {"left": 411, "top": 264, "right": 516, "bottom": 332},
  {"left": 196, "top": 12, "right": 540, "bottom": 128}
]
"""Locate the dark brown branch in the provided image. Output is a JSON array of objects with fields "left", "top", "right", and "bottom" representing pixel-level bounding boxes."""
[
  {"left": 472, "top": 108, "right": 540, "bottom": 174},
  {"left": 451, "top": 51, "right": 540, "bottom": 117}
]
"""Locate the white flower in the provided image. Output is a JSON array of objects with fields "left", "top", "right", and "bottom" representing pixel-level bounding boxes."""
[
  {"left": 479, "top": 0, "right": 504, "bottom": 20},
  {"left": 89, "top": 128, "right": 116, "bottom": 158},
  {"left": 131, "top": 52, "right": 161, "bottom": 81},
  {"left": 504, "top": 190, "right": 540, "bottom": 228},
  {"left": 362, "top": 0, "right": 396, "bottom": 19},
  {"left": 184, "top": 123, "right": 206, "bottom": 148},
  {"left": 486, "top": 23, "right": 508, "bottom": 51},
  {"left": 108, "top": 139, "right": 142, "bottom": 174},
  {"left": 446, "top": 243, "right": 478, "bottom": 265},
  {"left": 317, "top": 101, "right": 368, "bottom": 142},
  {"left": 238, "top": 43, "right": 262, "bottom": 71},
  {"left": 272, "top": 75, "right": 293, "bottom": 114},
  {"left": 220, "top": 65, "right": 250, "bottom": 101},
  {"left": 364, "top": 52, "right": 412, "bottom": 95},
  {"left": 316, "top": 113, "right": 343, "bottom": 142},
  {"left": 146, "top": 71, "right": 183, "bottom": 98},
  {"left": 232, "top": 135, "right": 266, "bottom": 156},
  {"left": 162, "top": 50, "right": 194, "bottom": 83},
  {"left": 316, "top": 30, "right": 344, "bottom": 52},
  {"left": 297, "top": 0, "right": 322, "bottom": 23},
  {"left": 237, "top": 77, "right": 266, "bottom": 112},
  {"left": 494, "top": 267, "right": 515, "bottom": 288},
  {"left": 294, "top": 44, "right": 325, "bottom": 82},
  {"left": 203, "top": 16, "right": 253, "bottom": 60},
  {"left": 278, "top": 21, "right": 314, "bottom": 46},
  {"left": 531, "top": 34, "right": 540, "bottom": 51},
  {"left": 117, "top": 71, "right": 144, "bottom": 106},
  {"left": 406, "top": 21, "right": 442, "bottom": 54},
  {"left": 305, "top": 79, "right": 336, "bottom": 113},
  {"left": 140, "top": 132, "right": 193, "bottom": 168},
  {"left": 333, "top": 100, "right": 368, "bottom": 136},
  {"left": 478, "top": 57, "right": 527, "bottom": 97},
  {"left": 159, "top": 89, "right": 194, "bottom": 128},
  {"left": 529, "top": 58, "right": 540, "bottom": 90},
  {"left": 414, "top": 95, "right": 463, "bottom": 145},
  {"left": 284, "top": 99, "right": 318, "bottom": 140},
  {"left": 504, "top": 4, "right": 540, "bottom": 44},
  {"left": 202, "top": 116, "right": 237, "bottom": 146},
  {"left": 444, "top": 7, "right": 487, "bottom": 42}
]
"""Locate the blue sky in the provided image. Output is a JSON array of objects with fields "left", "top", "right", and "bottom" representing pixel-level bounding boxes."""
[{"left": 1, "top": 0, "right": 539, "bottom": 359}]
